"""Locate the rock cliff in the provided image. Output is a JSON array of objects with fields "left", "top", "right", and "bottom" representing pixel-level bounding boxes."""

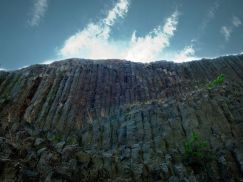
[{"left": 0, "top": 55, "right": 243, "bottom": 181}]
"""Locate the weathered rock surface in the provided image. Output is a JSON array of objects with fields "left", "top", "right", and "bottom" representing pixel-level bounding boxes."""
[{"left": 0, "top": 55, "right": 243, "bottom": 181}]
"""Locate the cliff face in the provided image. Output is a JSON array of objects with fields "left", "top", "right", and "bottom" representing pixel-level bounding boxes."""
[{"left": 0, "top": 55, "right": 243, "bottom": 181}]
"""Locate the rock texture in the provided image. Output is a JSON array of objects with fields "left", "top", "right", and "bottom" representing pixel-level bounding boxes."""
[{"left": 0, "top": 55, "right": 243, "bottom": 181}]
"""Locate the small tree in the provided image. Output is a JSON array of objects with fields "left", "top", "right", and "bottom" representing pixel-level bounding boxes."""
[
  {"left": 207, "top": 74, "right": 225, "bottom": 89},
  {"left": 183, "top": 132, "right": 213, "bottom": 170}
]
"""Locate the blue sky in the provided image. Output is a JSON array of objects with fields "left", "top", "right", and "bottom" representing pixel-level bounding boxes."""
[{"left": 0, "top": 0, "right": 243, "bottom": 70}]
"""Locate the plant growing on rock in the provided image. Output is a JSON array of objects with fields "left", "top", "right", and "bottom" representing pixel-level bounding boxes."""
[
  {"left": 207, "top": 73, "right": 225, "bottom": 89},
  {"left": 183, "top": 132, "right": 213, "bottom": 170},
  {"left": 66, "top": 136, "right": 78, "bottom": 145},
  {"left": 48, "top": 133, "right": 63, "bottom": 143}
]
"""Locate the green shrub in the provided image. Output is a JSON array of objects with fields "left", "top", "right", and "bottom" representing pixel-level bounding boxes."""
[
  {"left": 183, "top": 132, "right": 213, "bottom": 168},
  {"left": 49, "top": 133, "right": 63, "bottom": 143},
  {"left": 66, "top": 136, "right": 78, "bottom": 145},
  {"left": 207, "top": 73, "right": 225, "bottom": 89}
]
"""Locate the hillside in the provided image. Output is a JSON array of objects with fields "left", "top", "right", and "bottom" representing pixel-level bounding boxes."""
[{"left": 0, "top": 55, "right": 243, "bottom": 181}]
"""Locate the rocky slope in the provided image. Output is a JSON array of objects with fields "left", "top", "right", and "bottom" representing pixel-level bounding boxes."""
[{"left": 0, "top": 55, "right": 243, "bottom": 181}]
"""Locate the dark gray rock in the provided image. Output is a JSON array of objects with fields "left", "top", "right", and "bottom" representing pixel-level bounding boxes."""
[
  {"left": 0, "top": 137, "right": 16, "bottom": 159},
  {"left": 61, "top": 144, "right": 80, "bottom": 162},
  {"left": 54, "top": 141, "right": 65, "bottom": 153},
  {"left": 0, "top": 55, "right": 243, "bottom": 181},
  {"left": 21, "top": 169, "right": 39, "bottom": 181},
  {"left": 34, "top": 137, "right": 45, "bottom": 146}
]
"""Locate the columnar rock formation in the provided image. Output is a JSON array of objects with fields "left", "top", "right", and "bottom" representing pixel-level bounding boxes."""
[{"left": 0, "top": 55, "right": 243, "bottom": 181}]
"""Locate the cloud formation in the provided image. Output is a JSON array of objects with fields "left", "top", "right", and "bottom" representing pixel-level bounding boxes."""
[
  {"left": 57, "top": 0, "right": 179, "bottom": 63},
  {"left": 28, "top": 0, "right": 48, "bottom": 27},
  {"left": 221, "top": 16, "right": 242, "bottom": 41},
  {"left": 232, "top": 16, "right": 242, "bottom": 27},
  {"left": 172, "top": 0, "right": 221, "bottom": 63},
  {"left": 59, "top": 0, "right": 129, "bottom": 59},
  {"left": 126, "top": 11, "right": 179, "bottom": 61},
  {"left": 173, "top": 45, "right": 198, "bottom": 62},
  {"left": 201, "top": 0, "right": 220, "bottom": 31},
  {"left": 221, "top": 26, "right": 232, "bottom": 41}
]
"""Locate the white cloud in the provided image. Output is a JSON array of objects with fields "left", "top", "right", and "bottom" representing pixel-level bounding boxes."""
[
  {"left": 156, "top": 43, "right": 200, "bottom": 63},
  {"left": 59, "top": 0, "right": 129, "bottom": 59},
  {"left": 220, "top": 16, "right": 241, "bottom": 42},
  {"left": 58, "top": 23, "right": 125, "bottom": 59},
  {"left": 232, "top": 16, "right": 242, "bottom": 27},
  {"left": 41, "top": 59, "right": 58, "bottom": 65},
  {"left": 173, "top": 45, "right": 198, "bottom": 62},
  {"left": 56, "top": 1, "right": 179, "bottom": 63},
  {"left": 126, "top": 10, "right": 179, "bottom": 61},
  {"left": 104, "top": 0, "right": 129, "bottom": 27},
  {"left": 0, "top": 68, "right": 6, "bottom": 71},
  {"left": 28, "top": 0, "right": 48, "bottom": 27},
  {"left": 201, "top": 0, "right": 220, "bottom": 31},
  {"left": 221, "top": 26, "right": 232, "bottom": 41},
  {"left": 173, "top": 1, "right": 220, "bottom": 64},
  {"left": 17, "top": 65, "right": 29, "bottom": 70}
]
